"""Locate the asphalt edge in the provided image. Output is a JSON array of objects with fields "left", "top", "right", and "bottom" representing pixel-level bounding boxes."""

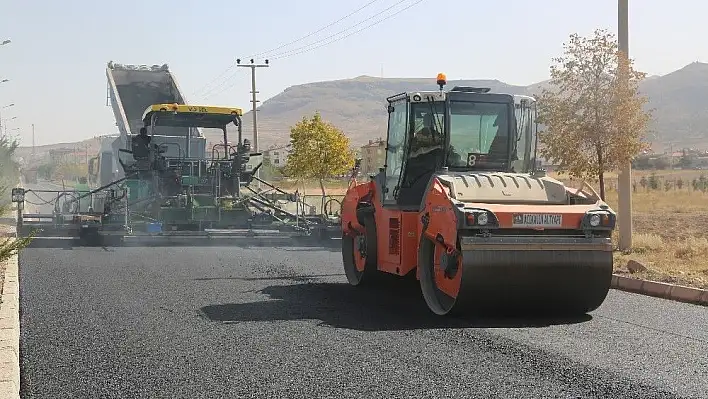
[
  {"left": 0, "top": 203, "right": 19, "bottom": 399},
  {"left": 611, "top": 274, "right": 708, "bottom": 306}
]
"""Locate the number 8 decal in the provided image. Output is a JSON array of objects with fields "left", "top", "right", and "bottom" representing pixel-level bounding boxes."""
[{"left": 467, "top": 153, "right": 477, "bottom": 166}]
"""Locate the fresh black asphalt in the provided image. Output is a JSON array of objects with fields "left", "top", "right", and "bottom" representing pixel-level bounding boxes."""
[
  {"left": 18, "top": 245, "right": 708, "bottom": 399},
  {"left": 16, "top": 181, "right": 708, "bottom": 398}
]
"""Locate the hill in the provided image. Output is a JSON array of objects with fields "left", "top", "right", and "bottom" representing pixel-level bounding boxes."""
[
  {"left": 221, "top": 62, "right": 708, "bottom": 152},
  {"left": 20, "top": 62, "right": 708, "bottom": 156},
  {"left": 224, "top": 76, "right": 533, "bottom": 150},
  {"left": 638, "top": 62, "right": 708, "bottom": 149}
]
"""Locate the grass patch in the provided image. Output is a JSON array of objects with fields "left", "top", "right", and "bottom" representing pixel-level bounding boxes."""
[
  {"left": 613, "top": 233, "right": 708, "bottom": 290},
  {"left": 0, "top": 235, "right": 33, "bottom": 264}
]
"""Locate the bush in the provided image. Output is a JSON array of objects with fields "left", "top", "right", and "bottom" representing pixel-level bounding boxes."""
[
  {"left": 0, "top": 236, "right": 33, "bottom": 263},
  {"left": 0, "top": 136, "right": 32, "bottom": 262}
]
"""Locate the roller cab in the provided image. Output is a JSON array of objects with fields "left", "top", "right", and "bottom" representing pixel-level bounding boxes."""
[{"left": 341, "top": 74, "right": 616, "bottom": 317}]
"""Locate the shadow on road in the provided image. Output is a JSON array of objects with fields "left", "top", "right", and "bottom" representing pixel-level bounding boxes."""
[
  {"left": 194, "top": 273, "right": 344, "bottom": 283},
  {"left": 198, "top": 278, "right": 593, "bottom": 331}
]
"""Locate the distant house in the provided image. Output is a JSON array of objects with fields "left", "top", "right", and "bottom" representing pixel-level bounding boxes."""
[
  {"left": 359, "top": 138, "right": 385, "bottom": 175},
  {"left": 48, "top": 148, "right": 75, "bottom": 163},
  {"left": 262, "top": 144, "right": 290, "bottom": 167}
]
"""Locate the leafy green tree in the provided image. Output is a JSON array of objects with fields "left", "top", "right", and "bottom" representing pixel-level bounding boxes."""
[
  {"left": 648, "top": 173, "right": 659, "bottom": 190},
  {"left": 285, "top": 112, "right": 355, "bottom": 200},
  {"left": 0, "top": 136, "right": 32, "bottom": 262},
  {"left": 0, "top": 136, "right": 20, "bottom": 214},
  {"left": 537, "top": 29, "right": 652, "bottom": 199},
  {"left": 678, "top": 150, "right": 696, "bottom": 169},
  {"left": 653, "top": 156, "right": 670, "bottom": 170},
  {"left": 639, "top": 176, "right": 647, "bottom": 190}
]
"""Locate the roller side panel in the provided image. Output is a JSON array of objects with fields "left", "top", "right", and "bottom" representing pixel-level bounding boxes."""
[
  {"left": 377, "top": 211, "right": 421, "bottom": 277},
  {"left": 417, "top": 177, "right": 460, "bottom": 281}
]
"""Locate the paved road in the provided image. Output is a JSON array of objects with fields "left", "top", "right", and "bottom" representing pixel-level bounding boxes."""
[{"left": 18, "top": 242, "right": 708, "bottom": 398}]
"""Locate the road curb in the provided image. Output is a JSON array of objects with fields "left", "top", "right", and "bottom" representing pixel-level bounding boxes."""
[
  {"left": 0, "top": 247, "right": 20, "bottom": 399},
  {"left": 0, "top": 187, "right": 21, "bottom": 399},
  {"left": 611, "top": 274, "right": 708, "bottom": 306}
]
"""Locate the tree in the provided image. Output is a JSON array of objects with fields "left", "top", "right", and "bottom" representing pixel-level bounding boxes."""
[
  {"left": 285, "top": 112, "right": 355, "bottom": 200},
  {"left": 259, "top": 158, "right": 284, "bottom": 181},
  {"left": 653, "top": 156, "right": 670, "bottom": 170},
  {"left": 536, "top": 29, "right": 652, "bottom": 199},
  {"left": 0, "top": 135, "right": 32, "bottom": 263},
  {"left": 648, "top": 173, "right": 659, "bottom": 190},
  {"left": 54, "top": 161, "right": 88, "bottom": 182},
  {"left": 678, "top": 150, "right": 696, "bottom": 169}
]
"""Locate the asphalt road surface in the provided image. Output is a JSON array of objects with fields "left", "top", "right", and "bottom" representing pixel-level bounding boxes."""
[
  {"left": 17, "top": 244, "right": 708, "bottom": 399},
  {"left": 16, "top": 180, "right": 708, "bottom": 398}
]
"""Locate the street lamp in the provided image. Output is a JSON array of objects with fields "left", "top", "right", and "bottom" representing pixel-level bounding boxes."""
[{"left": 0, "top": 104, "right": 15, "bottom": 137}]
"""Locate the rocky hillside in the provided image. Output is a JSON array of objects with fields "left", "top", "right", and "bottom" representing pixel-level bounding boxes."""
[
  {"left": 21, "top": 62, "right": 708, "bottom": 157},
  {"left": 223, "top": 77, "right": 533, "bottom": 150},
  {"left": 220, "top": 62, "right": 708, "bottom": 152}
]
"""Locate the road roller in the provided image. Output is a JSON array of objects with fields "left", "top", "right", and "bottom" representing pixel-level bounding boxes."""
[{"left": 340, "top": 73, "right": 616, "bottom": 316}]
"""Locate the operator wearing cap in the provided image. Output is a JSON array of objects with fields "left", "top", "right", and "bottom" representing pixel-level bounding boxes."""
[{"left": 131, "top": 127, "right": 152, "bottom": 160}]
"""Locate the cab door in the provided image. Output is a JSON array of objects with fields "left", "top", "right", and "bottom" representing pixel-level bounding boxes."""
[{"left": 378, "top": 100, "right": 408, "bottom": 268}]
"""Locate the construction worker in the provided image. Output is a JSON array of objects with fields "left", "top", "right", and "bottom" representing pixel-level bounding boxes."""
[{"left": 131, "top": 127, "right": 151, "bottom": 160}]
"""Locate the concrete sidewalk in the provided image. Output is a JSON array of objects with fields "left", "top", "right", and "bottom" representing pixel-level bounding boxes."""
[{"left": 0, "top": 200, "right": 20, "bottom": 399}]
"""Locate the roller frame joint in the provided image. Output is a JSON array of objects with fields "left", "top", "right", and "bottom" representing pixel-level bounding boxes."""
[{"left": 434, "top": 233, "right": 459, "bottom": 279}]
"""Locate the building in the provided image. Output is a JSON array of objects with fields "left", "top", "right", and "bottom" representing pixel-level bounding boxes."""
[
  {"left": 360, "top": 138, "right": 385, "bottom": 175},
  {"left": 48, "top": 148, "right": 76, "bottom": 163},
  {"left": 262, "top": 144, "right": 290, "bottom": 167}
]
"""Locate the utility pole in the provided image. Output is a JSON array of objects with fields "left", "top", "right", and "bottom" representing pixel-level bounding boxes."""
[
  {"left": 617, "top": 0, "right": 633, "bottom": 250},
  {"left": 31, "top": 124, "right": 35, "bottom": 158},
  {"left": 669, "top": 142, "right": 674, "bottom": 169},
  {"left": 236, "top": 58, "right": 269, "bottom": 153}
]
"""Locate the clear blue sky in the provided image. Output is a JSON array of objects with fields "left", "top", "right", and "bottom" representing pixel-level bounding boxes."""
[{"left": 0, "top": 0, "right": 705, "bottom": 146}]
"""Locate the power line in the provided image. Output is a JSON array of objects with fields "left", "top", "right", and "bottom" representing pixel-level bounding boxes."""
[
  {"left": 268, "top": 0, "right": 414, "bottom": 60},
  {"left": 191, "top": 0, "right": 383, "bottom": 98},
  {"left": 200, "top": 0, "right": 424, "bottom": 100},
  {"left": 248, "top": 0, "right": 383, "bottom": 59}
]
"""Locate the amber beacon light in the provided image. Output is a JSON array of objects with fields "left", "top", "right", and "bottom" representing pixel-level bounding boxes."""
[{"left": 436, "top": 73, "right": 447, "bottom": 90}]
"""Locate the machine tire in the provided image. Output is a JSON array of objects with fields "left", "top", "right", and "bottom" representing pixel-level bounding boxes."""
[
  {"left": 342, "top": 208, "right": 380, "bottom": 286},
  {"left": 418, "top": 235, "right": 462, "bottom": 316}
]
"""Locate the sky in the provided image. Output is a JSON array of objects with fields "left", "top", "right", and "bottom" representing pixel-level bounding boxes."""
[{"left": 0, "top": 0, "right": 706, "bottom": 147}]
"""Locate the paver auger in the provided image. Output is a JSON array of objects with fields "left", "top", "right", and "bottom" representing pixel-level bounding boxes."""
[
  {"left": 340, "top": 74, "right": 616, "bottom": 316},
  {"left": 12, "top": 104, "right": 341, "bottom": 247}
]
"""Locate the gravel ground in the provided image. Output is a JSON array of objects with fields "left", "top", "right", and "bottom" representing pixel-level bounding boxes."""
[{"left": 18, "top": 244, "right": 708, "bottom": 399}]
